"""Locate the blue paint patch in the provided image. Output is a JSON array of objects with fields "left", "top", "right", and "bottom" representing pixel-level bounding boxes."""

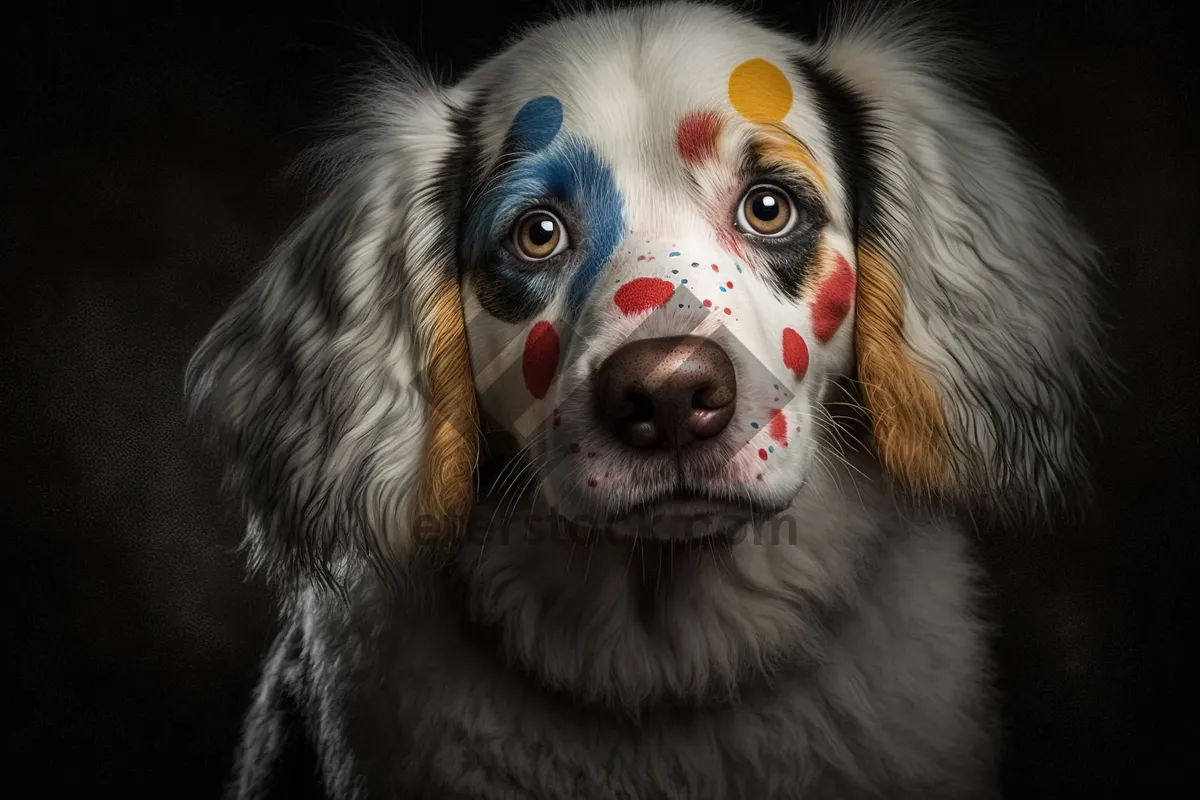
[
  {"left": 561, "top": 139, "right": 624, "bottom": 313},
  {"left": 510, "top": 96, "right": 562, "bottom": 153},
  {"left": 669, "top": 251, "right": 681, "bottom": 257},
  {"left": 750, "top": 422, "right": 759, "bottom": 429},
  {"left": 680, "top": 279, "right": 688, "bottom": 284},
  {"left": 768, "top": 446, "right": 775, "bottom": 453},
  {"left": 735, "top": 263, "right": 743, "bottom": 273},
  {"left": 464, "top": 131, "right": 625, "bottom": 317},
  {"left": 719, "top": 286, "right": 727, "bottom": 292}
]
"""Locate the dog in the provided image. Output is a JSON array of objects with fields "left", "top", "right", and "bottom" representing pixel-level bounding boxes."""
[{"left": 188, "top": 2, "right": 1105, "bottom": 797}]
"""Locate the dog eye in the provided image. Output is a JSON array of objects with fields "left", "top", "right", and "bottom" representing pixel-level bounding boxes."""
[
  {"left": 512, "top": 210, "right": 569, "bottom": 261},
  {"left": 736, "top": 185, "right": 797, "bottom": 237}
]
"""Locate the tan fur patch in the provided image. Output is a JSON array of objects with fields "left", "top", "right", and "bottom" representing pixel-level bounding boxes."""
[
  {"left": 854, "top": 243, "right": 954, "bottom": 496},
  {"left": 752, "top": 123, "right": 830, "bottom": 196},
  {"left": 418, "top": 279, "right": 479, "bottom": 528}
]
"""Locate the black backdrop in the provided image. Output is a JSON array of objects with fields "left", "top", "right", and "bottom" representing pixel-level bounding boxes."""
[{"left": 3, "top": 1, "right": 1198, "bottom": 796}]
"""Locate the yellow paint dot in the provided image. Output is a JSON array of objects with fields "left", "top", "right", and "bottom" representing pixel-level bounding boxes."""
[{"left": 728, "top": 59, "right": 793, "bottom": 123}]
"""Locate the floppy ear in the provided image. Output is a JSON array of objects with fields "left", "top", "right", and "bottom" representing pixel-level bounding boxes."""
[
  {"left": 186, "top": 69, "right": 479, "bottom": 589},
  {"left": 806, "top": 12, "right": 1105, "bottom": 511}
]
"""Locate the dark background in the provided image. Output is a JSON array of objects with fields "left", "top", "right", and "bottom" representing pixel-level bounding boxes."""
[{"left": 2, "top": 0, "right": 1197, "bottom": 795}]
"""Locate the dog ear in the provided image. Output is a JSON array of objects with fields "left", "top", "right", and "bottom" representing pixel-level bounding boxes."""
[
  {"left": 808, "top": 11, "right": 1105, "bottom": 512},
  {"left": 186, "top": 68, "right": 479, "bottom": 590}
]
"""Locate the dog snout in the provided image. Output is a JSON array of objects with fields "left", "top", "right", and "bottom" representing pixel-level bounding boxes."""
[{"left": 596, "top": 336, "right": 736, "bottom": 450}]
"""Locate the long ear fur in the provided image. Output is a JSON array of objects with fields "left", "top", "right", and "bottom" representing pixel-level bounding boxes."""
[
  {"left": 185, "top": 64, "right": 479, "bottom": 590},
  {"left": 808, "top": 7, "right": 1105, "bottom": 512}
]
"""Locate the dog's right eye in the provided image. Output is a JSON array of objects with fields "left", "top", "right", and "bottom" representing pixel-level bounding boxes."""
[{"left": 511, "top": 210, "right": 569, "bottom": 261}]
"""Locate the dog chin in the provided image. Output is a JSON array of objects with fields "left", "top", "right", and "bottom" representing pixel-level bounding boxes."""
[{"left": 553, "top": 490, "right": 789, "bottom": 544}]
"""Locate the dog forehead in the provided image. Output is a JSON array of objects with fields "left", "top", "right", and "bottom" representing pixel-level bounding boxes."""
[{"left": 466, "top": 8, "right": 829, "bottom": 177}]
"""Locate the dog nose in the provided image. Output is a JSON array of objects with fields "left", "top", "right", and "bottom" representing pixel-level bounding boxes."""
[{"left": 596, "top": 336, "right": 736, "bottom": 449}]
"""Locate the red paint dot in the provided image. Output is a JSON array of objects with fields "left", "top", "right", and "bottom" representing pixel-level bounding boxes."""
[
  {"left": 703, "top": 299, "right": 713, "bottom": 308},
  {"left": 723, "top": 307, "right": 732, "bottom": 315},
  {"left": 522, "top": 321, "right": 560, "bottom": 400},
  {"left": 726, "top": 281, "right": 733, "bottom": 289},
  {"left": 614, "top": 278, "right": 676, "bottom": 316},
  {"left": 768, "top": 409, "right": 788, "bottom": 446},
  {"left": 782, "top": 328, "right": 810, "bottom": 380},
  {"left": 637, "top": 255, "right": 646, "bottom": 261},
  {"left": 758, "top": 448, "right": 769, "bottom": 461},
  {"left": 569, "top": 443, "right": 581, "bottom": 453},
  {"left": 676, "top": 109, "right": 721, "bottom": 166},
  {"left": 811, "top": 254, "right": 856, "bottom": 343},
  {"left": 711, "top": 263, "right": 720, "bottom": 272},
  {"left": 587, "top": 477, "right": 598, "bottom": 488}
]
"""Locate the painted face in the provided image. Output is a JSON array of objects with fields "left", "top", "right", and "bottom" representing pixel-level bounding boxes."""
[{"left": 460, "top": 47, "right": 857, "bottom": 534}]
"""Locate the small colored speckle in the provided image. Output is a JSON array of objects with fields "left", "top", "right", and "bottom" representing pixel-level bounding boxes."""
[
  {"left": 691, "top": 262, "right": 699, "bottom": 267},
  {"left": 703, "top": 299, "right": 713, "bottom": 308},
  {"left": 637, "top": 255, "right": 646, "bottom": 261},
  {"left": 671, "top": 269, "right": 679, "bottom": 274},
  {"left": 758, "top": 449, "right": 768, "bottom": 461},
  {"left": 723, "top": 307, "right": 732, "bottom": 315},
  {"left": 726, "top": 281, "right": 734, "bottom": 289},
  {"left": 751, "top": 422, "right": 759, "bottom": 429},
  {"left": 711, "top": 264, "right": 720, "bottom": 272},
  {"left": 719, "top": 286, "right": 727, "bottom": 293},
  {"left": 678, "top": 303, "right": 684, "bottom": 308},
  {"left": 757, "top": 474, "right": 764, "bottom": 481},
  {"left": 669, "top": 251, "right": 681, "bottom": 257},
  {"left": 648, "top": 257, "right": 655, "bottom": 261},
  {"left": 588, "top": 477, "right": 598, "bottom": 487},
  {"left": 736, "top": 263, "right": 743, "bottom": 273},
  {"left": 681, "top": 279, "right": 688, "bottom": 284},
  {"left": 768, "top": 446, "right": 775, "bottom": 453}
]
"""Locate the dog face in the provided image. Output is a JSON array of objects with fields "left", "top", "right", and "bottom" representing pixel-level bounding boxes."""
[
  {"left": 188, "top": 2, "right": 1103, "bottom": 588},
  {"left": 460, "top": 34, "right": 860, "bottom": 531}
]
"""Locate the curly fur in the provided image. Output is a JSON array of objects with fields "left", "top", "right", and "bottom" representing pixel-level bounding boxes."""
[{"left": 189, "top": 2, "right": 1105, "bottom": 797}]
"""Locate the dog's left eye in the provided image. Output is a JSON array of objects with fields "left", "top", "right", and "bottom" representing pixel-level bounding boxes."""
[
  {"left": 736, "top": 184, "right": 798, "bottom": 237},
  {"left": 511, "top": 210, "right": 570, "bottom": 261}
]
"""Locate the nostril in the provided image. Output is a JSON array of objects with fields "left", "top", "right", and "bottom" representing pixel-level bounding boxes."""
[
  {"left": 692, "top": 382, "right": 734, "bottom": 411},
  {"left": 625, "top": 391, "right": 656, "bottom": 422}
]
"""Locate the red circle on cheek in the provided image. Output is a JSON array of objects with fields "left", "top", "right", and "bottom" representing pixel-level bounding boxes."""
[
  {"left": 614, "top": 278, "right": 676, "bottom": 316},
  {"left": 768, "top": 409, "right": 788, "bottom": 446},
  {"left": 811, "top": 255, "right": 856, "bottom": 343},
  {"left": 522, "top": 321, "right": 560, "bottom": 399},
  {"left": 782, "top": 327, "right": 809, "bottom": 380}
]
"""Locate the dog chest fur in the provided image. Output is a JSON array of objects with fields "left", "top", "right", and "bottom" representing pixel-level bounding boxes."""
[{"left": 283, "top": 497, "right": 997, "bottom": 799}]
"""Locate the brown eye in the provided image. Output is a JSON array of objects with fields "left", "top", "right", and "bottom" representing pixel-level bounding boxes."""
[
  {"left": 737, "top": 185, "right": 796, "bottom": 237},
  {"left": 512, "top": 210, "right": 568, "bottom": 261}
]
